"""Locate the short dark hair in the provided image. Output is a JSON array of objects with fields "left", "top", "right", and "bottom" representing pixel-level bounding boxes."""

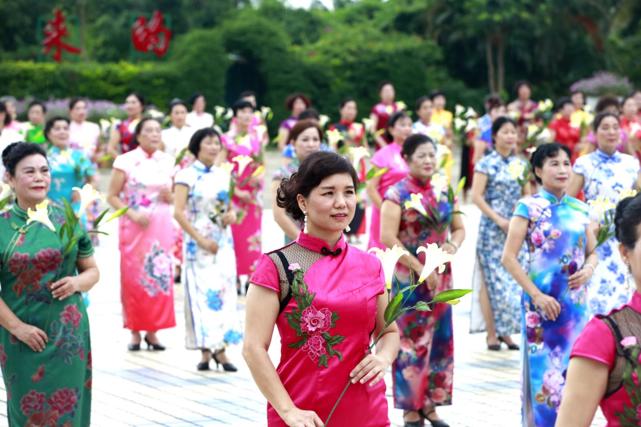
[
  {"left": 289, "top": 120, "right": 323, "bottom": 144},
  {"left": 298, "top": 108, "right": 320, "bottom": 121},
  {"left": 615, "top": 192, "right": 641, "bottom": 249},
  {"left": 69, "top": 97, "right": 86, "bottom": 111},
  {"left": 0, "top": 101, "right": 11, "bottom": 126},
  {"left": 430, "top": 90, "right": 445, "bottom": 101},
  {"left": 239, "top": 90, "right": 256, "bottom": 99},
  {"left": 530, "top": 142, "right": 571, "bottom": 184},
  {"left": 188, "top": 127, "right": 221, "bottom": 157},
  {"left": 232, "top": 99, "right": 254, "bottom": 117},
  {"left": 276, "top": 151, "right": 359, "bottom": 221},
  {"left": 514, "top": 80, "right": 531, "bottom": 94},
  {"left": 44, "top": 116, "right": 70, "bottom": 141},
  {"left": 385, "top": 111, "right": 410, "bottom": 140},
  {"left": 491, "top": 116, "right": 517, "bottom": 138},
  {"left": 168, "top": 98, "right": 188, "bottom": 115},
  {"left": 188, "top": 92, "right": 205, "bottom": 108},
  {"left": 555, "top": 97, "right": 573, "bottom": 112},
  {"left": 339, "top": 97, "right": 356, "bottom": 109},
  {"left": 415, "top": 96, "right": 431, "bottom": 112},
  {"left": 485, "top": 94, "right": 503, "bottom": 111},
  {"left": 402, "top": 133, "right": 436, "bottom": 159},
  {"left": 595, "top": 95, "right": 620, "bottom": 113},
  {"left": 592, "top": 111, "right": 620, "bottom": 132},
  {"left": 126, "top": 92, "right": 146, "bottom": 107},
  {"left": 2, "top": 142, "right": 47, "bottom": 176},
  {"left": 285, "top": 93, "right": 311, "bottom": 111},
  {"left": 28, "top": 100, "right": 47, "bottom": 114}
]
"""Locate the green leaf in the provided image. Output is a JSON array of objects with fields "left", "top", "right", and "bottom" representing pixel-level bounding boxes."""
[
  {"left": 92, "top": 208, "right": 110, "bottom": 228},
  {"left": 414, "top": 301, "right": 432, "bottom": 311},
  {"left": 0, "top": 195, "right": 11, "bottom": 211},
  {"left": 384, "top": 293, "right": 404, "bottom": 324},
  {"left": 289, "top": 338, "right": 306, "bottom": 349},
  {"left": 366, "top": 166, "right": 388, "bottom": 180},
  {"left": 175, "top": 147, "right": 188, "bottom": 166},
  {"left": 63, "top": 236, "right": 80, "bottom": 256},
  {"left": 318, "top": 354, "right": 328, "bottom": 368},
  {"left": 431, "top": 289, "right": 472, "bottom": 303},
  {"left": 106, "top": 207, "right": 129, "bottom": 222}
]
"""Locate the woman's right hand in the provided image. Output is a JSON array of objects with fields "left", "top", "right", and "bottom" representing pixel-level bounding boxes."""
[
  {"left": 11, "top": 322, "right": 48, "bottom": 352},
  {"left": 533, "top": 293, "right": 561, "bottom": 321},
  {"left": 280, "top": 407, "right": 324, "bottom": 427},
  {"left": 198, "top": 238, "right": 219, "bottom": 254},
  {"left": 129, "top": 210, "right": 150, "bottom": 228},
  {"left": 496, "top": 217, "right": 510, "bottom": 234}
]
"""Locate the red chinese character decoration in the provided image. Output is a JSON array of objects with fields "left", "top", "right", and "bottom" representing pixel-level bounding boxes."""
[
  {"left": 131, "top": 11, "right": 172, "bottom": 58},
  {"left": 42, "top": 8, "right": 81, "bottom": 62}
]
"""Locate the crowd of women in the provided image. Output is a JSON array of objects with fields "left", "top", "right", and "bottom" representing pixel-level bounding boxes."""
[{"left": 0, "top": 81, "right": 641, "bottom": 427}]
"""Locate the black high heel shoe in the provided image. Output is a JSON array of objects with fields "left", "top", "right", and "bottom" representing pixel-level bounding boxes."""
[
  {"left": 498, "top": 336, "right": 519, "bottom": 351},
  {"left": 144, "top": 336, "right": 166, "bottom": 351},
  {"left": 196, "top": 361, "right": 210, "bottom": 371},
  {"left": 212, "top": 350, "right": 237, "bottom": 372},
  {"left": 418, "top": 409, "right": 450, "bottom": 427},
  {"left": 486, "top": 337, "right": 501, "bottom": 351},
  {"left": 128, "top": 342, "right": 141, "bottom": 351}
]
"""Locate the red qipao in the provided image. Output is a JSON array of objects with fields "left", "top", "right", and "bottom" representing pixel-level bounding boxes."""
[
  {"left": 250, "top": 232, "right": 390, "bottom": 426},
  {"left": 113, "top": 148, "right": 176, "bottom": 331}
]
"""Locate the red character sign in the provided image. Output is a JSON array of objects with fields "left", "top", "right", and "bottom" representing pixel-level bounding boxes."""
[
  {"left": 131, "top": 11, "right": 172, "bottom": 58},
  {"left": 42, "top": 9, "right": 81, "bottom": 62}
]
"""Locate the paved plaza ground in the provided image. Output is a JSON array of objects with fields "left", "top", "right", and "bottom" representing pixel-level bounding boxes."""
[{"left": 0, "top": 153, "right": 606, "bottom": 426}]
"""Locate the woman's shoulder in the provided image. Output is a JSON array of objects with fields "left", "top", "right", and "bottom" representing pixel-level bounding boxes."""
[{"left": 346, "top": 245, "right": 383, "bottom": 271}]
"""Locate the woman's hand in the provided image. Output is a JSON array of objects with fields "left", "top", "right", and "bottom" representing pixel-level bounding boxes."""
[
  {"left": 50, "top": 276, "right": 80, "bottom": 300},
  {"left": 442, "top": 241, "right": 458, "bottom": 255},
  {"left": 222, "top": 211, "right": 237, "bottom": 226},
  {"left": 235, "top": 189, "right": 252, "bottom": 203},
  {"left": 158, "top": 187, "right": 173, "bottom": 204},
  {"left": 533, "top": 293, "right": 561, "bottom": 321},
  {"left": 350, "top": 353, "right": 391, "bottom": 387},
  {"left": 198, "top": 237, "right": 219, "bottom": 254},
  {"left": 11, "top": 322, "right": 48, "bottom": 352},
  {"left": 129, "top": 210, "right": 150, "bottom": 228},
  {"left": 280, "top": 407, "right": 324, "bottom": 427},
  {"left": 426, "top": 273, "right": 439, "bottom": 291},
  {"left": 496, "top": 217, "right": 510, "bottom": 234},
  {"left": 568, "top": 265, "right": 594, "bottom": 289}
]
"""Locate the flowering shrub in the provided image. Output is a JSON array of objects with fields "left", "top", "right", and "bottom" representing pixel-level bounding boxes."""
[{"left": 570, "top": 72, "right": 633, "bottom": 97}]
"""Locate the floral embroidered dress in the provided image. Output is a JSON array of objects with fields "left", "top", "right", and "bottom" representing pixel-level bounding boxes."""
[
  {"left": 250, "top": 232, "right": 389, "bottom": 426},
  {"left": 69, "top": 121, "right": 100, "bottom": 161},
  {"left": 573, "top": 149, "right": 640, "bottom": 316},
  {"left": 174, "top": 161, "right": 242, "bottom": 351},
  {"left": 384, "top": 176, "right": 455, "bottom": 411},
  {"left": 47, "top": 146, "right": 95, "bottom": 208},
  {"left": 113, "top": 147, "right": 176, "bottom": 331},
  {"left": 513, "top": 189, "right": 591, "bottom": 427},
  {"left": 223, "top": 129, "right": 264, "bottom": 276},
  {"left": 471, "top": 150, "right": 526, "bottom": 335},
  {"left": 0, "top": 203, "right": 94, "bottom": 426},
  {"left": 368, "top": 143, "right": 409, "bottom": 249},
  {"left": 116, "top": 118, "right": 140, "bottom": 154},
  {"left": 371, "top": 102, "right": 398, "bottom": 145}
]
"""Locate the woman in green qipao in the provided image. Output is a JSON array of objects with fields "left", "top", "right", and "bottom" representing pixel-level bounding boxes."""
[{"left": 0, "top": 142, "right": 99, "bottom": 426}]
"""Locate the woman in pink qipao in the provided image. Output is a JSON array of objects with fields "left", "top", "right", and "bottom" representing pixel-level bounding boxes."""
[{"left": 244, "top": 152, "right": 400, "bottom": 427}]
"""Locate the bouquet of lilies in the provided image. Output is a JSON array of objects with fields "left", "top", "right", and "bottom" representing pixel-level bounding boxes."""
[
  {"left": 507, "top": 159, "right": 531, "bottom": 188},
  {"left": 523, "top": 99, "right": 554, "bottom": 149},
  {"left": 452, "top": 105, "right": 478, "bottom": 147},
  {"left": 323, "top": 243, "right": 470, "bottom": 426},
  {"left": 213, "top": 105, "right": 234, "bottom": 131},
  {"left": 404, "top": 174, "right": 465, "bottom": 233},
  {"left": 589, "top": 189, "right": 638, "bottom": 249}
]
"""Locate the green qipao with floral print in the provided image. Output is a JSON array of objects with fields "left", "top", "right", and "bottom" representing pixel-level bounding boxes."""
[{"left": 0, "top": 202, "right": 93, "bottom": 426}]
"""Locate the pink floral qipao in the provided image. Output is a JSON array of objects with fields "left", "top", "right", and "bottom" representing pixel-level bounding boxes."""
[
  {"left": 250, "top": 232, "right": 390, "bottom": 426},
  {"left": 368, "top": 142, "right": 409, "bottom": 249},
  {"left": 113, "top": 147, "right": 176, "bottom": 331}
]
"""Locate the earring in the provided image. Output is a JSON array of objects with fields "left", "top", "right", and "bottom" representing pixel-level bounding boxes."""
[
  {"left": 345, "top": 225, "right": 351, "bottom": 233},
  {"left": 302, "top": 211, "right": 308, "bottom": 233}
]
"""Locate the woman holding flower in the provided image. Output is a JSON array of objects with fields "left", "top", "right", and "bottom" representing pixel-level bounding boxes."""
[
  {"left": 222, "top": 99, "right": 266, "bottom": 279},
  {"left": 107, "top": 118, "right": 176, "bottom": 351},
  {"left": 0, "top": 142, "right": 99, "bottom": 426},
  {"left": 471, "top": 117, "right": 529, "bottom": 350},
  {"left": 367, "top": 111, "right": 412, "bottom": 249},
  {"left": 502, "top": 143, "right": 597, "bottom": 427},
  {"left": 381, "top": 134, "right": 465, "bottom": 427},
  {"left": 568, "top": 112, "right": 641, "bottom": 316},
  {"left": 45, "top": 116, "right": 96, "bottom": 209},
  {"left": 106, "top": 92, "right": 145, "bottom": 158},
  {"left": 370, "top": 81, "right": 399, "bottom": 148},
  {"left": 557, "top": 193, "right": 641, "bottom": 427},
  {"left": 244, "top": 151, "right": 400, "bottom": 427},
  {"left": 174, "top": 128, "right": 242, "bottom": 372},
  {"left": 272, "top": 120, "right": 323, "bottom": 243}
]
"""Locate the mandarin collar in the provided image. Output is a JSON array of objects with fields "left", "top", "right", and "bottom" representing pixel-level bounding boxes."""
[
  {"left": 630, "top": 291, "right": 641, "bottom": 314},
  {"left": 408, "top": 174, "right": 431, "bottom": 191},
  {"left": 136, "top": 146, "right": 159, "bottom": 159},
  {"left": 296, "top": 231, "right": 347, "bottom": 257},
  {"left": 193, "top": 160, "right": 212, "bottom": 173},
  {"left": 539, "top": 188, "right": 568, "bottom": 205},
  {"left": 595, "top": 149, "right": 619, "bottom": 163}
]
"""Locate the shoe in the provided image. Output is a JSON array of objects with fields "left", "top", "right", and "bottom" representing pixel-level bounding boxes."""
[
  {"left": 419, "top": 409, "right": 450, "bottom": 427},
  {"left": 212, "top": 350, "right": 238, "bottom": 372},
  {"left": 498, "top": 336, "right": 519, "bottom": 351},
  {"left": 404, "top": 421, "right": 424, "bottom": 427},
  {"left": 144, "top": 336, "right": 166, "bottom": 351},
  {"left": 128, "top": 342, "right": 141, "bottom": 351},
  {"left": 197, "top": 361, "right": 210, "bottom": 371},
  {"left": 486, "top": 338, "right": 501, "bottom": 351}
]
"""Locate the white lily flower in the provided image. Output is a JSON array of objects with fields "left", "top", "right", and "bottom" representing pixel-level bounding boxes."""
[
  {"left": 232, "top": 155, "right": 253, "bottom": 176},
  {"left": 404, "top": 193, "right": 428, "bottom": 216},
  {"left": 431, "top": 173, "right": 449, "bottom": 198},
  {"left": 588, "top": 197, "right": 616, "bottom": 218},
  {"left": 618, "top": 188, "right": 638, "bottom": 201},
  {"left": 255, "top": 125, "right": 268, "bottom": 141},
  {"left": 319, "top": 115, "right": 330, "bottom": 128},
  {"left": 416, "top": 243, "right": 455, "bottom": 283},
  {"left": 99, "top": 119, "right": 112, "bottom": 134},
  {"left": 362, "top": 118, "right": 374, "bottom": 133},
  {"left": 454, "top": 117, "right": 466, "bottom": 132},
  {"left": 219, "top": 161, "right": 235, "bottom": 177},
  {"left": 395, "top": 101, "right": 407, "bottom": 111},
  {"left": 0, "top": 182, "right": 12, "bottom": 200},
  {"left": 72, "top": 183, "right": 103, "bottom": 215},
  {"left": 260, "top": 106, "right": 272, "bottom": 119},
  {"left": 27, "top": 200, "right": 56, "bottom": 232},
  {"left": 224, "top": 108, "right": 234, "bottom": 120},
  {"left": 326, "top": 129, "right": 343, "bottom": 149},
  {"left": 369, "top": 245, "right": 409, "bottom": 290},
  {"left": 465, "top": 107, "right": 477, "bottom": 119},
  {"left": 348, "top": 146, "right": 370, "bottom": 170},
  {"left": 507, "top": 160, "right": 526, "bottom": 181},
  {"left": 465, "top": 118, "right": 478, "bottom": 132},
  {"left": 214, "top": 106, "right": 226, "bottom": 118},
  {"left": 455, "top": 105, "right": 465, "bottom": 116}
]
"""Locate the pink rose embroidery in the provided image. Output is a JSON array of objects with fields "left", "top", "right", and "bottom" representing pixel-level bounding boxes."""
[
  {"left": 431, "top": 387, "right": 448, "bottom": 404},
  {"left": 531, "top": 230, "right": 545, "bottom": 247},
  {"left": 302, "top": 335, "right": 326, "bottom": 362},
  {"left": 152, "top": 253, "right": 171, "bottom": 278},
  {"left": 60, "top": 304, "right": 82, "bottom": 328},
  {"left": 301, "top": 306, "right": 332, "bottom": 334},
  {"left": 20, "top": 390, "right": 45, "bottom": 416},
  {"left": 620, "top": 336, "right": 637, "bottom": 347},
  {"left": 47, "top": 388, "right": 78, "bottom": 415},
  {"left": 525, "top": 311, "right": 541, "bottom": 328},
  {"left": 288, "top": 263, "right": 301, "bottom": 271}
]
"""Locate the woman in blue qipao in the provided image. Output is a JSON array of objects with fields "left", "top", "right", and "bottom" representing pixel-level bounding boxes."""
[{"left": 502, "top": 143, "right": 598, "bottom": 427}]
